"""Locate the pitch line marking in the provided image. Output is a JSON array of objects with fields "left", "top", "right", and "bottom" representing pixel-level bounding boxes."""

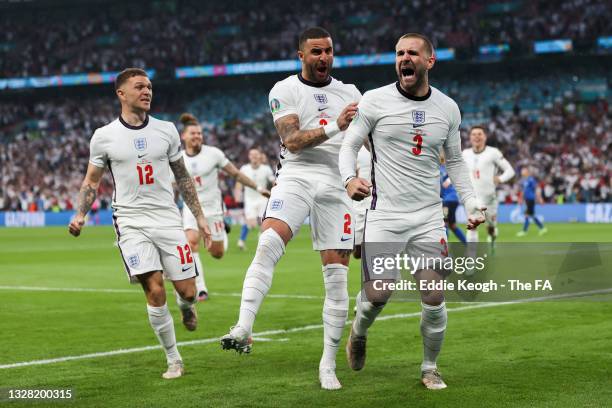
[
  {"left": 0, "top": 285, "right": 322, "bottom": 300},
  {"left": 1, "top": 288, "right": 611, "bottom": 370}
]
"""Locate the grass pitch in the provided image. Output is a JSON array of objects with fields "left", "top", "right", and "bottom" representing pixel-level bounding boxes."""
[{"left": 0, "top": 223, "right": 611, "bottom": 407}]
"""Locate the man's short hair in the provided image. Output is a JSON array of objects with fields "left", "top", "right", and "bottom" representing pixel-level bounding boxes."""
[
  {"left": 397, "top": 33, "right": 434, "bottom": 57},
  {"left": 469, "top": 125, "right": 487, "bottom": 135},
  {"left": 115, "top": 68, "right": 148, "bottom": 90},
  {"left": 298, "top": 27, "right": 331, "bottom": 50}
]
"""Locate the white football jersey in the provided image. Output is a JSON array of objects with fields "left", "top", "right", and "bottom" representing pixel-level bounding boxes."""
[
  {"left": 269, "top": 74, "right": 361, "bottom": 186},
  {"left": 356, "top": 146, "right": 371, "bottom": 183},
  {"left": 89, "top": 115, "right": 182, "bottom": 230},
  {"left": 240, "top": 163, "right": 274, "bottom": 203},
  {"left": 340, "top": 83, "right": 475, "bottom": 213},
  {"left": 182, "top": 146, "right": 229, "bottom": 217},
  {"left": 462, "top": 146, "right": 514, "bottom": 201}
]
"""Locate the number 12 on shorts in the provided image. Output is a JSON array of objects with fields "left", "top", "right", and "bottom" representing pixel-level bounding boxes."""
[{"left": 176, "top": 244, "right": 193, "bottom": 264}]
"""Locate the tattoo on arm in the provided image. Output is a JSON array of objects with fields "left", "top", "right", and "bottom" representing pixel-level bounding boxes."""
[
  {"left": 170, "top": 158, "right": 204, "bottom": 219},
  {"left": 77, "top": 184, "right": 97, "bottom": 216},
  {"left": 275, "top": 114, "right": 328, "bottom": 153}
]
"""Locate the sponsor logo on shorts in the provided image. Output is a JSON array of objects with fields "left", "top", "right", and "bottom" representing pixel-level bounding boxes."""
[
  {"left": 270, "top": 199, "right": 283, "bottom": 211},
  {"left": 270, "top": 98, "right": 281, "bottom": 113},
  {"left": 134, "top": 137, "right": 147, "bottom": 151},
  {"left": 127, "top": 254, "right": 140, "bottom": 268},
  {"left": 340, "top": 236, "right": 352, "bottom": 242},
  {"left": 182, "top": 265, "right": 192, "bottom": 272}
]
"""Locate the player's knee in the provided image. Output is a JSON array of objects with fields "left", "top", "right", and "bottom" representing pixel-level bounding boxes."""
[
  {"left": 208, "top": 243, "right": 224, "bottom": 259},
  {"left": 146, "top": 286, "right": 166, "bottom": 306},
  {"left": 422, "top": 292, "right": 445, "bottom": 306}
]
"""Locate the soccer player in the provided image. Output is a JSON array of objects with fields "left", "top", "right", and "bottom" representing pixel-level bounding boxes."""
[
  {"left": 352, "top": 145, "right": 372, "bottom": 258},
  {"left": 339, "top": 33, "right": 485, "bottom": 390},
  {"left": 221, "top": 27, "right": 361, "bottom": 391},
  {"left": 440, "top": 154, "right": 466, "bottom": 243},
  {"left": 462, "top": 126, "right": 515, "bottom": 245},
  {"left": 179, "top": 113, "right": 269, "bottom": 300},
  {"left": 236, "top": 148, "right": 275, "bottom": 250},
  {"left": 68, "top": 68, "right": 211, "bottom": 379},
  {"left": 516, "top": 166, "right": 547, "bottom": 236}
]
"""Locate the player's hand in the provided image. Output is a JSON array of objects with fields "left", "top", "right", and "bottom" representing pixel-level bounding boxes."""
[
  {"left": 197, "top": 218, "right": 212, "bottom": 249},
  {"left": 442, "top": 178, "right": 452, "bottom": 189},
  {"left": 346, "top": 177, "right": 372, "bottom": 201},
  {"left": 336, "top": 102, "right": 359, "bottom": 130},
  {"left": 68, "top": 214, "right": 85, "bottom": 237},
  {"left": 493, "top": 176, "right": 501, "bottom": 185},
  {"left": 464, "top": 198, "right": 486, "bottom": 230},
  {"left": 257, "top": 187, "right": 271, "bottom": 198}
]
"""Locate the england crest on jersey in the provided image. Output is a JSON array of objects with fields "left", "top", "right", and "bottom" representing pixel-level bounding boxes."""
[
  {"left": 127, "top": 254, "right": 140, "bottom": 268},
  {"left": 412, "top": 110, "right": 425, "bottom": 124},
  {"left": 313, "top": 94, "right": 328, "bottom": 104},
  {"left": 134, "top": 137, "right": 147, "bottom": 151}
]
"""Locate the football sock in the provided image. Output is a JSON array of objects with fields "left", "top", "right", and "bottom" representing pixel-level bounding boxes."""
[
  {"left": 452, "top": 226, "right": 467, "bottom": 243},
  {"left": 353, "top": 291, "right": 385, "bottom": 337},
  {"left": 223, "top": 233, "right": 228, "bottom": 252},
  {"left": 237, "top": 228, "right": 285, "bottom": 334},
  {"left": 320, "top": 264, "right": 349, "bottom": 369},
  {"left": 523, "top": 217, "right": 530, "bottom": 231},
  {"left": 193, "top": 252, "right": 207, "bottom": 294},
  {"left": 240, "top": 224, "right": 249, "bottom": 241},
  {"left": 147, "top": 303, "right": 181, "bottom": 364},
  {"left": 466, "top": 229, "right": 479, "bottom": 242},
  {"left": 534, "top": 216, "right": 544, "bottom": 229},
  {"left": 420, "top": 302, "right": 447, "bottom": 372},
  {"left": 175, "top": 290, "right": 196, "bottom": 311}
]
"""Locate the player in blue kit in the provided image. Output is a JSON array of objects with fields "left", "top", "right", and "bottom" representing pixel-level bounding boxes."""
[{"left": 516, "top": 167, "right": 547, "bottom": 236}]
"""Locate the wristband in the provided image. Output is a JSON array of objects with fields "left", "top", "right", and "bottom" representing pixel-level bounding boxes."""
[
  {"left": 323, "top": 121, "right": 341, "bottom": 138},
  {"left": 343, "top": 176, "right": 356, "bottom": 188}
]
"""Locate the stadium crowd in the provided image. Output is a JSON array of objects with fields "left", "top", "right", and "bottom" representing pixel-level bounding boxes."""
[
  {"left": 1, "top": 0, "right": 610, "bottom": 77},
  {"left": 1, "top": 90, "right": 609, "bottom": 212}
]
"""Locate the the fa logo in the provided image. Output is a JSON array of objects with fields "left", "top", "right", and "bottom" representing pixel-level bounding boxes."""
[
  {"left": 127, "top": 254, "right": 140, "bottom": 268},
  {"left": 412, "top": 110, "right": 426, "bottom": 124},
  {"left": 134, "top": 137, "right": 147, "bottom": 151},
  {"left": 270, "top": 199, "right": 283, "bottom": 211},
  {"left": 313, "top": 94, "right": 328, "bottom": 104}
]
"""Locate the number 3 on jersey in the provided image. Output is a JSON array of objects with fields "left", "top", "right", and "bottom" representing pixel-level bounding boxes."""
[{"left": 136, "top": 164, "right": 154, "bottom": 185}]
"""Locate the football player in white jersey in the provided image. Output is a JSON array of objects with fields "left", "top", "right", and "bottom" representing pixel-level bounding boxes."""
[
  {"left": 462, "top": 125, "right": 515, "bottom": 245},
  {"left": 339, "top": 33, "right": 486, "bottom": 390},
  {"left": 235, "top": 148, "right": 275, "bottom": 250},
  {"left": 178, "top": 113, "right": 269, "bottom": 301},
  {"left": 68, "top": 68, "right": 211, "bottom": 379},
  {"left": 221, "top": 27, "right": 360, "bottom": 391}
]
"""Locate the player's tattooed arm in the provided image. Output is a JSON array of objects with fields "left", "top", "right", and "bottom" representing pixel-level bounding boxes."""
[
  {"left": 169, "top": 157, "right": 204, "bottom": 219},
  {"left": 275, "top": 114, "right": 328, "bottom": 153},
  {"left": 76, "top": 164, "right": 104, "bottom": 217}
]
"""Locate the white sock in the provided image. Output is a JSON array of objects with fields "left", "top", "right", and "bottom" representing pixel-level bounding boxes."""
[
  {"left": 353, "top": 291, "right": 385, "bottom": 337},
  {"left": 223, "top": 233, "right": 228, "bottom": 252},
  {"left": 466, "top": 229, "right": 479, "bottom": 242},
  {"left": 147, "top": 303, "right": 181, "bottom": 364},
  {"left": 320, "top": 264, "right": 349, "bottom": 369},
  {"left": 237, "top": 228, "right": 285, "bottom": 334},
  {"left": 420, "top": 302, "right": 447, "bottom": 372},
  {"left": 193, "top": 252, "right": 207, "bottom": 294}
]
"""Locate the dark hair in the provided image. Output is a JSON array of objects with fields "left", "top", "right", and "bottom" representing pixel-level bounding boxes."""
[
  {"left": 179, "top": 112, "right": 199, "bottom": 133},
  {"left": 114, "top": 68, "right": 148, "bottom": 90},
  {"left": 298, "top": 26, "right": 331, "bottom": 50},
  {"left": 397, "top": 33, "right": 434, "bottom": 57},
  {"left": 469, "top": 125, "right": 487, "bottom": 135}
]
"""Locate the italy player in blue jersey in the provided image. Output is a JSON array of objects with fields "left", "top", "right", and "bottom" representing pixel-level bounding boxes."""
[
  {"left": 440, "top": 159, "right": 467, "bottom": 243},
  {"left": 517, "top": 167, "right": 547, "bottom": 236}
]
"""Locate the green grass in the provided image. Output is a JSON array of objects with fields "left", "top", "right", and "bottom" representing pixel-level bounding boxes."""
[{"left": 0, "top": 223, "right": 611, "bottom": 407}]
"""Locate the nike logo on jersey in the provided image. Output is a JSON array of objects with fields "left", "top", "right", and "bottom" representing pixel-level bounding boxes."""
[
  {"left": 182, "top": 265, "right": 192, "bottom": 272},
  {"left": 137, "top": 153, "right": 148, "bottom": 158},
  {"left": 413, "top": 123, "right": 426, "bottom": 128},
  {"left": 318, "top": 106, "right": 328, "bottom": 111},
  {"left": 340, "top": 236, "right": 352, "bottom": 242}
]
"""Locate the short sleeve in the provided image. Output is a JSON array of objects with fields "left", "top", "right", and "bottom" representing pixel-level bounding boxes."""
[
  {"left": 443, "top": 101, "right": 462, "bottom": 150},
  {"left": 89, "top": 130, "right": 107, "bottom": 168},
  {"left": 215, "top": 147, "right": 230, "bottom": 168},
  {"left": 167, "top": 123, "right": 183, "bottom": 162},
  {"left": 347, "top": 91, "right": 377, "bottom": 137},
  {"left": 269, "top": 81, "right": 297, "bottom": 122},
  {"left": 351, "top": 84, "right": 363, "bottom": 103}
]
